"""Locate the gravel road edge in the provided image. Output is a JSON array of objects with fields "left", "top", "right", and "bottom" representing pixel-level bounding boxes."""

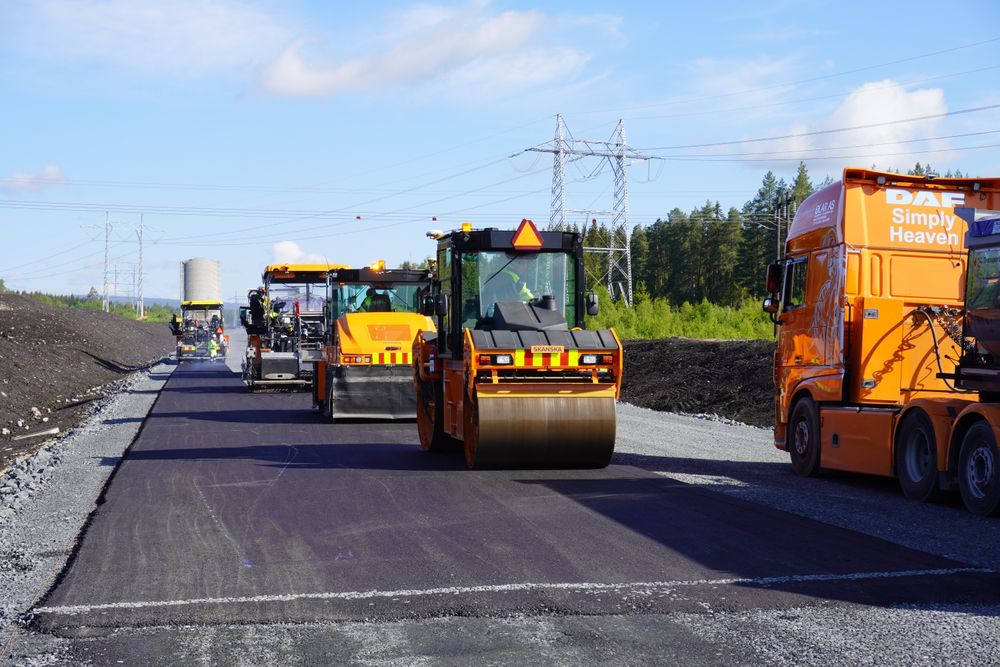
[{"left": 0, "top": 361, "right": 175, "bottom": 662}]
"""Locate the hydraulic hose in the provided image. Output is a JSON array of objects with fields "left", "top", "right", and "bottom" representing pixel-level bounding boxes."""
[{"left": 912, "top": 307, "right": 971, "bottom": 394}]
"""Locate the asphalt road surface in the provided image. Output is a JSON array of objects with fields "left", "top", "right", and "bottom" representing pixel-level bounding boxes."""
[{"left": 12, "top": 359, "right": 1000, "bottom": 665}]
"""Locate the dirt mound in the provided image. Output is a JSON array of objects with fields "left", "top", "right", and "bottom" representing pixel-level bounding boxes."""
[
  {"left": 622, "top": 338, "right": 776, "bottom": 428},
  {"left": 0, "top": 293, "right": 175, "bottom": 467}
]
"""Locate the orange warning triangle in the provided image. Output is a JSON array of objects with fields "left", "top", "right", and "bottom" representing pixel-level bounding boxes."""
[{"left": 512, "top": 218, "right": 543, "bottom": 250}]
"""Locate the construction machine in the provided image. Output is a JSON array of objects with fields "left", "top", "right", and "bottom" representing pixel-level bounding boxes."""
[
  {"left": 413, "top": 219, "right": 622, "bottom": 469},
  {"left": 764, "top": 168, "right": 1000, "bottom": 515},
  {"left": 171, "top": 300, "right": 228, "bottom": 362},
  {"left": 240, "top": 263, "right": 345, "bottom": 391},
  {"left": 312, "top": 262, "right": 434, "bottom": 419}
]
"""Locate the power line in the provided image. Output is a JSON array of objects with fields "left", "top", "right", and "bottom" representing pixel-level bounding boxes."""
[
  {"left": 654, "top": 141, "right": 1000, "bottom": 163},
  {"left": 569, "top": 35, "right": 1000, "bottom": 117},
  {"left": 664, "top": 129, "right": 1000, "bottom": 158},
  {"left": 640, "top": 103, "right": 1000, "bottom": 151},
  {"left": 628, "top": 64, "right": 1000, "bottom": 122}
]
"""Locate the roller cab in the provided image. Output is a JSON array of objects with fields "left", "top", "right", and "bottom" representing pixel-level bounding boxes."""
[
  {"left": 414, "top": 219, "right": 622, "bottom": 469},
  {"left": 313, "top": 266, "right": 435, "bottom": 419}
]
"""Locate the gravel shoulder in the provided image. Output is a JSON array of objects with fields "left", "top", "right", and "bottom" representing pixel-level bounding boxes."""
[{"left": 0, "top": 361, "right": 174, "bottom": 662}]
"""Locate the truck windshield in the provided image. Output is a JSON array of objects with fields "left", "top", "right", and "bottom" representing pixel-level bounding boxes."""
[
  {"left": 461, "top": 251, "right": 575, "bottom": 326},
  {"left": 268, "top": 282, "right": 325, "bottom": 313},
  {"left": 329, "top": 282, "right": 428, "bottom": 319}
]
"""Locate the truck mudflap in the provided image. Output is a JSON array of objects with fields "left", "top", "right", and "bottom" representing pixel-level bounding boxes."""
[{"left": 329, "top": 364, "right": 416, "bottom": 420}]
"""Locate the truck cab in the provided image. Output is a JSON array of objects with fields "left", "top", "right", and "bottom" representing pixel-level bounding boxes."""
[{"left": 764, "top": 168, "right": 1000, "bottom": 514}]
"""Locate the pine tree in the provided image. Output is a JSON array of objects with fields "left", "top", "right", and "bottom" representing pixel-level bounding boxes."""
[
  {"left": 736, "top": 171, "right": 781, "bottom": 297},
  {"left": 791, "top": 161, "right": 814, "bottom": 207},
  {"left": 86, "top": 286, "right": 99, "bottom": 300},
  {"left": 629, "top": 224, "right": 649, "bottom": 295},
  {"left": 644, "top": 217, "right": 673, "bottom": 300}
]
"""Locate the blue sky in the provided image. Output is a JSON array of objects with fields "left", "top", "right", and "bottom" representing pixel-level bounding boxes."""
[{"left": 1, "top": 0, "right": 999, "bottom": 301}]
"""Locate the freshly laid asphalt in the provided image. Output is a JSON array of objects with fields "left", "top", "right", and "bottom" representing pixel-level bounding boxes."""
[{"left": 20, "top": 360, "right": 1000, "bottom": 663}]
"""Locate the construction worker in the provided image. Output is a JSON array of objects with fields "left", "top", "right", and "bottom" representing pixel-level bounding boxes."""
[
  {"left": 359, "top": 287, "right": 391, "bottom": 312},
  {"left": 208, "top": 337, "right": 220, "bottom": 360},
  {"left": 502, "top": 267, "right": 535, "bottom": 301}
]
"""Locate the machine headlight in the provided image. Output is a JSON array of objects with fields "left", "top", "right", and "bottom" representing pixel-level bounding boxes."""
[
  {"left": 581, "top": 354, "right": 598, "bottom": 364},
  {"left": 494, "top": 354, "right": 513, "bottom": 365}
]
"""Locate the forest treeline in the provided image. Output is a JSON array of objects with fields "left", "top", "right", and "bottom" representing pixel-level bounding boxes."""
[{"left": 571, "top": 161, "right": 962, "bottom": 307}]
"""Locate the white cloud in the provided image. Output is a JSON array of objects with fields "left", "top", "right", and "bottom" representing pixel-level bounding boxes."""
[
  {"left": 761, "top": 81, "right": 948, "bottom": 166},
  {"left": 261, "top": 5, "right": 596, "bottom": 97},
  {"left": 0, "top": 164, "right": 68, "bottom": 192},
  {"left": 685, "top": 55, "right": 801, "bottom": 112},
  {"left": 271, "top": 241, "right": 326, "bottom": 265},
  {"left": 4, "top": 0, "right": 293, "bottom": 76}
]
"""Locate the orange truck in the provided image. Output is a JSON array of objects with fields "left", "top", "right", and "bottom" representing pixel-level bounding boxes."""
[{"left": 764, "top": 168, "right": 1000, "bottom": 515}]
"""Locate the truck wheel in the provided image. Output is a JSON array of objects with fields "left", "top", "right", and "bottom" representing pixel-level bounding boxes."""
[
  {"left": 958, "top": 421, "right": 1000, "bottom": 516},
  {"left": 895, "top": 410, "right": 940, "bottom": 502},
  {"left": 788, "top": 397, "right": 820, "bottom": 477}
]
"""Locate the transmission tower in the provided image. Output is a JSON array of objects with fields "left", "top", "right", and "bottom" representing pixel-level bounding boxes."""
[
  {"left": 526, "top": 114, "right": 651, "bottom": 305},
  {"left": 136, "top": 214, "right": 145, "bottom": 318},
  {"left": 81, "top": 214, "right": 112, "bottom": 312}
]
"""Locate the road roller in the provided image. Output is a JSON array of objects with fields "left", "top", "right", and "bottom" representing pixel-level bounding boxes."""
[
  {"left": 413, "top": 219, "right": 623, "bottom": 468},
  {"left": 312, "top": 263, "right": 435, "bottom": 419}
]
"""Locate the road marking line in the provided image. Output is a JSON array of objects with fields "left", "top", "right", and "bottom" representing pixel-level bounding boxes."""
[{"left": 33, "top": 566, "right": 992, "bottom": 616}]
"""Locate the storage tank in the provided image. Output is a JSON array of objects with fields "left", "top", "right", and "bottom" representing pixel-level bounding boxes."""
[{"left": 180, "top": 258, "right": 221, "bottom": 303}]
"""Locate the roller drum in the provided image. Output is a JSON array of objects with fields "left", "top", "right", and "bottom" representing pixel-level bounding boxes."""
[{"left": 468, "top": 394, "right": 616, "bottom": 469}]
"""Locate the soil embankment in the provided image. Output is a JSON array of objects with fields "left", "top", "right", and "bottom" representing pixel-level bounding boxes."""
[
  {"left": 622, "top": 338, "right": 776, "bottom": 428},
  {"left": 0, "top": 293, "right": 175, "bottom": 467}
]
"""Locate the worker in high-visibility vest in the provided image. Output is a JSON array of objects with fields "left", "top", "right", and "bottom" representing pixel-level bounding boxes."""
[{"left": 208, "top": 337, "right": 221, "bottom": 360}]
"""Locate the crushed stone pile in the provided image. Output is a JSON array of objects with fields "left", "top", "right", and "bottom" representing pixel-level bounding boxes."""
[
  {"left": 0, "top": 293, "right": 175, "bottom": 468},
  {"left": 622, "top": 338, "right": 776, "bottom": 428}
]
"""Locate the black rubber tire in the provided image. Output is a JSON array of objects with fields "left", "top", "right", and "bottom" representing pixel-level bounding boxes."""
[
  {"left": 958, "top": 421, "right": 1000, "bottom": 516},
  {"left": 416, "top": 379, "right": 454, "bottom": 452},
  {"left": 788, "top": 397, "right": 821, "bottom": 477},
  {"left": 894, "top": 410, "right": 941, "bottom": 502}
]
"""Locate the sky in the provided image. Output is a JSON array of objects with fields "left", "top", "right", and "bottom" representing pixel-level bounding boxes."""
[{"left": 1, "top": 0, "right": 999, "bottom": 302}]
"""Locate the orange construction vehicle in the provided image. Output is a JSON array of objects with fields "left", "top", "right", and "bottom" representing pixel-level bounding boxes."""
[
  {"left": 312, "top": 264, "right": 435, "bottom": 419},
  {"left": 240, "top": 263, "right": 346, "bottom": 391},
  {"left": 412, "top": 220, "right": 622, "bottom": 468},
  {"left": 764, "top": 168, "right": 1000, "bottom": 515}
]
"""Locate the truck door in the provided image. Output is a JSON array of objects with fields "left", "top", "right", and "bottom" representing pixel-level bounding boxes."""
[{"left": 779, "top": 249, "right": 843, "bottom": 374}]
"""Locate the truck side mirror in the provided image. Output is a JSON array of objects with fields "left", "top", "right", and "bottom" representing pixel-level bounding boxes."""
[
  {"left": 762, "top": 297, "right": 779, "bottom": 315},
  {"left": 421, "top": 295, "right": 435, "bottom": 316},
  {"left": 434, "top": 294, "right": 448, "bottom": 317},
  {"left": 239, "top": 306, "right": 249, "bottom": 327},
  {"left": 765, "top": 262, "right": 783, "bottom": 293},
  {"left": 586, "top": 293, "right": 599, "bottom": 316}
]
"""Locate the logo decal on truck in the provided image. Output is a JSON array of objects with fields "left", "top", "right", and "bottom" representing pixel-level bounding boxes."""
[{"left": 885, "top": 189, "right": 965, "bottom": 246}]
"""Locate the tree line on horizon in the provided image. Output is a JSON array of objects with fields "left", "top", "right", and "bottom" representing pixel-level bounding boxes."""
[{"left": 571, "top": 161, "right": 965, "bottom": 307}]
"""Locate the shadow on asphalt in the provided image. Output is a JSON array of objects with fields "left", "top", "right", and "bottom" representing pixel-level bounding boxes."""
[
  {"left": 613, "top": 450, "right": 967, "bottom": 509},
  {"left": 518, "top": 475, "right": 1000, "bottom": 611}
]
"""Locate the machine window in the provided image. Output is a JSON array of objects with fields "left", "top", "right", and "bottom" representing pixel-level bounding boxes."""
[
  {"left": 784, "top": 258, "right": 808, "bottom": 311},
  {"left": 459, "top": 250, "right": 575, "bottom": 327}
]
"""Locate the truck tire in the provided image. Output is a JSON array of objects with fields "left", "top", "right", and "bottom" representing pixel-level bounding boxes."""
[
  {"left": 788, "top": 397, "right": 820, "bottom": 477},
  {"left": 895, "top": 409, "right": 941, "bottom": 502},
  {"left": 958, "top": 421, "right": 1000, "bottom": 516}
]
